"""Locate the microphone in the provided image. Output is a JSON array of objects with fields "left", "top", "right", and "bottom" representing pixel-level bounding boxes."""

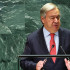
[
  {"left": 50, "top": 45, "right": 55, "bottom": 53},
  {"left": 45, "top": 45, "right": 55, "bottom": 58},
  {"left": 41, "top": 45, "right": 55, "bottom": 70},
  {"left": 60, "top": 46, "right": 70, "bottom": 60}
]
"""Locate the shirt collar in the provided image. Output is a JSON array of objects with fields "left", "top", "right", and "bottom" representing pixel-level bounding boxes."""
[{"left": 43, "top": 27, "right": 59, "bottom": 37}]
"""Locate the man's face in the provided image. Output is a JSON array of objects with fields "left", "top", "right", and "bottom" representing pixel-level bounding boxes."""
[{"left": 41, "top": 8, "right": 60, "bottom": 33}]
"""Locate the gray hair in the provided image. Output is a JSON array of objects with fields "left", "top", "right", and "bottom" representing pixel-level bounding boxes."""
[{"left": 40, "top": 3, "right": 59, "bottom": 18}]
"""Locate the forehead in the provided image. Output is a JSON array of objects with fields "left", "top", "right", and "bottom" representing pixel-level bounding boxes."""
[{"left": 46, "top": 8, "right": 60, "bottom": 16}]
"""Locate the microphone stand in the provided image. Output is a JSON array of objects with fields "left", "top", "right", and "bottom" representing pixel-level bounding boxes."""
[{"left": 60, "top": 46, "right": 70, "bottom": 60}]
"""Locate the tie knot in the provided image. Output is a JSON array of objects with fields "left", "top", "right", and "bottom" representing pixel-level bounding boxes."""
[
  {"left": 50, "top": 33, "right": 55, "bottom": 38},
  {"left": 50, "top": 33, "right": 55, "bottom": 39}
]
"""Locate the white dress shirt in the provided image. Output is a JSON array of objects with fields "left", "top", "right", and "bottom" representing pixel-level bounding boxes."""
[{"left": 43, "top": 27, "right": 59, "bottom": 54}]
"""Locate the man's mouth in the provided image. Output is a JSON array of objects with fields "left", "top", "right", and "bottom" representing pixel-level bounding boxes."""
[{"left": 53, "top": 25, "right": 58, "bottom": 27}]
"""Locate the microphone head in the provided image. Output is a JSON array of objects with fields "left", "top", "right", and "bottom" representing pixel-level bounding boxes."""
[{"left": 52, "top": 45, "right": 54, "bottom": 48}]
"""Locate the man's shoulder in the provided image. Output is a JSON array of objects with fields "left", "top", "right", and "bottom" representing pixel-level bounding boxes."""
[
  {"left": 27, "top": 27, "right": 43, "bottom": 39},
  {"left": 60, "top": 27, "right": 70, "bottom": 34},
  {"left": 28, "top": 29, "right": 39, "bottom": 37}
]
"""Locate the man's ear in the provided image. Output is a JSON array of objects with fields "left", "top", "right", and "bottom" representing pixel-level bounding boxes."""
[{"left": 41, "top": 16, "right": 45, "bottom": 24}]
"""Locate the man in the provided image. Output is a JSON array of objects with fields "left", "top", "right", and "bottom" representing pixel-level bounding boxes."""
[{"left": 20, "top": 3, "right": 70, "bottom": 70}]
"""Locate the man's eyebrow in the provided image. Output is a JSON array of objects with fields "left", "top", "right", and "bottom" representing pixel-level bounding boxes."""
[
  {"left": 58, "top": 15, "right": 60, "bottom": 17},
  {"left": 50, "top": 15, "right": 60, "bottom": 17}
]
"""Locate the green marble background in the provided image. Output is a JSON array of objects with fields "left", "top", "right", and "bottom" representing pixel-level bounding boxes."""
[{"left": 0, "top": 0, "right": 70, "bottom": 70}]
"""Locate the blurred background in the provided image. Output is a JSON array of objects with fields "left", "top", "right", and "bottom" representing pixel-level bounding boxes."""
[{"left": 0, "top": 0, "right": 70, "bottom": 70}]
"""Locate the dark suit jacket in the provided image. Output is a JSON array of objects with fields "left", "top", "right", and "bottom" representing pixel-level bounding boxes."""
[{"left": 20, "top": 27, "right": 70, "bottom": 70}]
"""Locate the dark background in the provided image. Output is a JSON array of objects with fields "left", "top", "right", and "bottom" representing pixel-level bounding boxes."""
[{"left": 0, "top": 0, "right": 70, "bottom": 70}]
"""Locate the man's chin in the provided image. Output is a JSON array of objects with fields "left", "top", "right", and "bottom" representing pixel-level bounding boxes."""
[
  {"left": 54, "top": 29, "right": 59, "bottom": 32},
  {"left": 54, "top": 27, "right": 59, "bottom": 30}
]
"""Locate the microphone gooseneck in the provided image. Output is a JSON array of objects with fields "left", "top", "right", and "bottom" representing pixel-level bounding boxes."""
[
  {"left": 60, "top": 46, "right": 66, "bottom": 55},
  {"left": 60, "top": 46, "right": 70, "bottom": 60}
]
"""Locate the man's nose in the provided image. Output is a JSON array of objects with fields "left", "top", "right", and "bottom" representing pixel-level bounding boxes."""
[{"left": 54, "top": 18, "right": 58, "bottom": 23}]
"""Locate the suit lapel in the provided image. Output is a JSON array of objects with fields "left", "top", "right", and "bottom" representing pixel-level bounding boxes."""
[
  {"left": 58, "top": 27, "right": 66, "bottom": 55},
  {"left": 55, "top": 28, "right": 66, "bottom": 64},
  {"left": 38, "top": 26, "right": 54, "bottom": 64},
  {"left": 38, "top": 26, "right": 49, "bottom": 54}
]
